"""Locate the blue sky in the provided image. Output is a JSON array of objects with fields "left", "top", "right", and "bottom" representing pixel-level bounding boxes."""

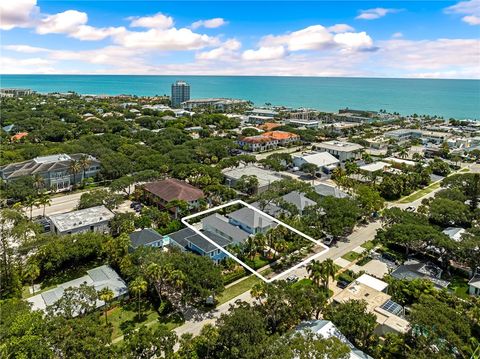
[{"left": 1, "top": 1, "right": 479, "bottom": 78}]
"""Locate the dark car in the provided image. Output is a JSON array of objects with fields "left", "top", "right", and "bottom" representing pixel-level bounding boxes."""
[
  {"left": 130, "top": 201, "right": 139, "bottom": 209},
  {"left": 336, "top": 280, "right": 350, "bottom": 289}
]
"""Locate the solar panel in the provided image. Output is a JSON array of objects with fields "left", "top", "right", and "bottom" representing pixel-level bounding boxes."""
[{"left": 380, "top": 299, "right": 403, "bottom": 316}]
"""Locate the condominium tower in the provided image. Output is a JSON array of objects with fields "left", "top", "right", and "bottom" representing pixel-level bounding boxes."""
[{"left": 171, "top": 80, "right": 190, "bottom": 108}]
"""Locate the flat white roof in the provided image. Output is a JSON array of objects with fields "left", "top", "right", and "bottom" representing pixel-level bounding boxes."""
[
  {"left": 295, "top": 151, "right": 339, "bottom": 167},
  {"left": 359, "top": 161, "right": 391, "bottom": 173},
  {"left": 384, "top": 157, "right": 417, "bottom": 167},
  {"left": 48, "top": 205, "right": 114, "bottom": 232},
  {"left": 355, "top": 273, "right": 389, "bottom": 292},
  {"left": 316, "top": 140, "right": 363, "bottom": 152},
  {"left": 34, "top": 154, "right": 71, "bottom": 164}
]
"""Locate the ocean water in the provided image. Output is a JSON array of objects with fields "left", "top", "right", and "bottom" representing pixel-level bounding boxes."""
[{"left": 1, "top": 75, "right": 479, "bottom": 120}]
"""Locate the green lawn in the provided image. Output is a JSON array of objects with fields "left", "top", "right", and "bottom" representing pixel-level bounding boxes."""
[
  {"left": 398, "top": 182, "right": 441, "bottom": 203},
  {"left": 448, "top": 277, "right": 470, "bottom": 299},
  {"left": 361, "top": 241, "right": 376, "bottom": 251},
  {"left": 459, "top": 167, "right": 470, "bottom": 173},
  {"left": 216, "top": 275, "right": 261, "bottom": 306},
  {"left": 106, "top": 301, "right": 184, "bottom": 340},
  {"left": 341, "top": 251, "right": 362, "bottom": 262}
]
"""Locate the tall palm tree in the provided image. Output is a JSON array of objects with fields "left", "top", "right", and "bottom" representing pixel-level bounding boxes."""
[
  {"left": 37, "top": 194, "right": 51, "bottom": 217},
  {"left": 24, "top": 196, "right": 39, "bottom": 220},
  {"left": 33, "top": 174, "right": 45, "bottom": 194},
  {"left": 168, "top": 269, "right": 186, "bottom": 291},
  {"left": 78, "top": 154, "right": 92, "bottom": 182},
  {"left": 245, "top": 236, "right": 258, "bottom": 261},
  {"left": 68, "top": 159, "right": 81, "bottom": 189},
  {"left": 398, "top": 147, "right": 408, "bottom": 159},
  {"left": 320, "top": 258, "right": 336, "bottom": 290},
  {"left": 272, "top": 239, "right": 288, "bottom": 259},
  {"left": 146, "top": 262, "right": 165, "bottom": 298},
  {"left": 129, "top": 276, "right": 147, "bottom": 319},
  {"left": 23, "top": 261, "right": 40, "bottom": 294},
  {"left": 306, "top": 260, "right": 323, "bottom": 287},
  {"left": 98, "top": 287, "right": 114, "bottom": 325}
]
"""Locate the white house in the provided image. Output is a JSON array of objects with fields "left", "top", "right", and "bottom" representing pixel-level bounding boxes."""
[{"left": 48, "top": 205, "right": 114, "bottom": 235}]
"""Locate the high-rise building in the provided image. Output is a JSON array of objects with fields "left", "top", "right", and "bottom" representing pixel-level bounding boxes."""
[{"left": 171, "top": 80, "right": 190, "bottom": 108}]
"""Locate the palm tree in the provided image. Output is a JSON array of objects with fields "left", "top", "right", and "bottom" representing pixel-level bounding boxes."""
[
  {"left": 98, "top": 287, "right": 114, "bottom": 325},
  {"left": 398, "top": 147, "right": 408, "bottom": 159},
  {"left": 23, "top": 261, "right": 40, "bottom": 294},
  {"left": 245, "top": 236, "right": 258, "bottom": 261},
  {"left": 344, "top": 161, "right": 359, "bottom": 175},
  {"left": 272, "top": 239, "right": 288, "bottom": 259},
  {"left": 146, "top": 262, "right": 166, "bottom": 298},
  {"left": 168, "top": 269, "right": 186, "bottom": 291},
  {"left": 78, "top": 154, "right": 92, "bottom": 182},
  {"left": 33, "top": 174, "right": 45, "bottom": 194},
  {"left": 320, "top": 258, "right": 336, "bottom": 290},
  {"left": 307, "top": 260, "right": 323, "bottom": 287},
  {"left": 24, "top": 196, "right": 39, "bottom": 220},
  {"left": 37, "top": 194, "right": 51, "bottom": 217},
  {"left": 129, "top": 276, "right": 147, "bottom": 319},
  {"left": 68, "top": 159, "right": 81, "bottom": 189}
]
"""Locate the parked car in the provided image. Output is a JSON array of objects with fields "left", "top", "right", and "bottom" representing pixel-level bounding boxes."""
[
  {"left": 286, "top": 274, "right": 299, "bottom": 283},
  {"left": 336, "top": 280, "right": 350, "bottom": 289},
  {"left": 405, "top": 206, "right": 416, "bottom": 212},
  {"left": 323, "top": 235, "right": 335, "bottom": 246},
  {"left": 130, "top": 201, "right": 139, "bottom": 209}
]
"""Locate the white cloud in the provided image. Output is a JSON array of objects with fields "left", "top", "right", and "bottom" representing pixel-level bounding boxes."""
[
  {"left": 445, "top": 0, "right": 480, "bottom": 25},
  {"left": 36, "top": 10, "right": 87, "bottom": 34},
  {"left": 356, "top": 8, "right": 401, "bottom": 20},
  {"left": 392, "top": 32, "right": 403, "bottom": 38},
  {"left": 35, "top": 10, "right": 125, "bottom": 41},
  {"left": 327, "top": 24, "right": 355, "bottom": 33},
  {"left": 1, "top": 56, "right": 56, "bottom": 74},
  {"left": 196, "top": 39, "right": 241, "bottom": 60},
  {"left": 242, "top": 46, "right": 286, "bottom": 61},
  {"left": 333, "top": 32, "right": 374, "bottom": 49},
  {"left": 256, "top": 25, "right": 374, "bottom": 53},
  {"left": 129, "top": 13, "right": 174, "bottom": 29},
  {"left": 3, "top": 44, "right": 50, "bottom": 53},
  {"left": 191, "top": 18, "right": 227, "bottom": 29},
  {"left": 0, "top": 0, "right": 39, "bottom": 30},
  {"left": 261, "top": 25, "right": 334, "bottom": 51},
  {"left": 113, "top": 27, "right": 219, "bottom": 50}
]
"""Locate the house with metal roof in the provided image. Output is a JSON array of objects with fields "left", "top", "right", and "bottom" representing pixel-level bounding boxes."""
[
  {"left": 314, "top": 183, "right": 349, "bottom": 199},
  {"left": 253, "top": 191, "right": 316, "bottom": 216},
  {"left": 166, "top": 227, "right": 231, "bottom": 264},
  {"left": 390, "top": 259, "right": 450, "bottom": 289},
  {"left": 129, "top": 228, "right": 168, "bottom": 249},
  {"left": 468, "top": 275, "right": 480, "bottom": 296},
  {"left": 293, "top": 151, "right": 340, "bottom": 172},
  {"left": 0, "top": 153, "right": 100, "bottom": 191},
  {"left": 202, "top": 213, "right": 250, "bottom": 244},
  {"left": 296, "top": 320, "right": 373, "bottom": 359},
  {"left": 27, "top": 265, "right": 128, "bottom": 315},
  {"left": 228, "top": 207, "right": 276, "bottom": 235}
]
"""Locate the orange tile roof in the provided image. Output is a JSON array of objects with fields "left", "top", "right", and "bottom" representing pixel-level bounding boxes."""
[
  {"left": 241, "top": 136, "right": 274, "bottom": 144},
  {"left": 262, "top": 131, "right": 300, "bottom": 140},
  {"left": 258, "top": 122, "right": 282, "bottom": 131},
  {"left": 11, "top": 132, "right": 28, "bottom": 141}
]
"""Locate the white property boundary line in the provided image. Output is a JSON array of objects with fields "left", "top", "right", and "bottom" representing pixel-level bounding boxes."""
[{"left": 181, "top": 200, "right": 329, "bottom": 283}]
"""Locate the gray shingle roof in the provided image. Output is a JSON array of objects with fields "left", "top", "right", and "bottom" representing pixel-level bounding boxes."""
[
  {"left": 228, "top": 207, "right": 273, "bottom": 229},
  {"left": 202, "top": 213, "right": 250, "bottom": 243},
  {"left": 129, "top": 228, "right": 164, "bottom": 248},
  {"left": 314, "top": 183, "right": 349, "bottom": 199}
]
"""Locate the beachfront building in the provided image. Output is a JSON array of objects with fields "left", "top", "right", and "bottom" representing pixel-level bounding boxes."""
[
  {"left": 171, "top": 80, "right": 190, "bottom": 108},
  {"left": 181, "top": 98, "right": 249, "bottom": 112},
  {"left": 0, "top": 153, "right": 101, "bottom": 191},
  {"left": 286, "top": 118, "right": 321, "bottom": 128},
  {"left": 315, "top": 141, "right": 363, "bottom": 162},
  {"left": 247, "top": 108, "right": 279, "bottom": 124},
  {"left": 48, "top": 205, "right": 114, "bottom": 235},
  {"left": 385, "top": 129, "right": 451, "bottom": 145},
  {"left": 27, "top": 265, "right": 128, "bottom": 314}
]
